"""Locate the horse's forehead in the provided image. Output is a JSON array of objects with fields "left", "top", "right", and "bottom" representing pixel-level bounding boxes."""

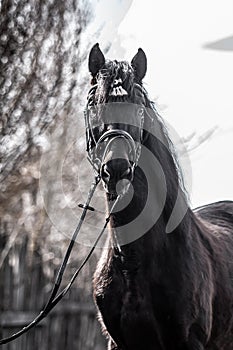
[
  {"left": 97, "top": 61, "right": 133, "bottom": 91},
  {"left": 108, "top": 60, "right": 132, "bottom": 76}
]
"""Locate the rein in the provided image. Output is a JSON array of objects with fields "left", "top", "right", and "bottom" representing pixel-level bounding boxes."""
[{"left": 0, "top": 175, "right": 118, "bottom": 345}]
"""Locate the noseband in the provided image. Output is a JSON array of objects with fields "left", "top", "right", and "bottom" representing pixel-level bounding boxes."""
[{"left": 95, "top": 129, "right": 141, "bottom": 172}]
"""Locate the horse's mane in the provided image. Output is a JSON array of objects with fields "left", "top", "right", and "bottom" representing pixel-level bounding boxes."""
[{"left": 142, "top": 97, "right": 191, "bottom": 225}]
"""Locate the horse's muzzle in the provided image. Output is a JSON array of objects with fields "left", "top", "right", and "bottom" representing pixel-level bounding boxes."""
[{"left": 101, "top": 159, "right": 133, "bottom": 199}]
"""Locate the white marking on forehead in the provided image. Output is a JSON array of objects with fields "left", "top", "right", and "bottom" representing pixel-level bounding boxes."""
[
  {"left": 112, "top": 78, "right": 122, "bottom": 87},
  {"left": 109, "top": 78, "right": 128, "bottom": 97}
]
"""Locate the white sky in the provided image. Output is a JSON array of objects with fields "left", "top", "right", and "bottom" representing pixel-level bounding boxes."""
[{"left": 86, "top": 0, "right": 233, "bottom": 207}]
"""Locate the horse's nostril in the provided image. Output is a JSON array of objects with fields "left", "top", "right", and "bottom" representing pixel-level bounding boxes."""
[
  {"left": 101, "top": 164, "right": 111, "bottom": 182},
  {"left": 121, "top": 167, "right": 132, "bottom": 179},
  {"left": 101, "top": 160, "right": 133, "bottom": 185}
]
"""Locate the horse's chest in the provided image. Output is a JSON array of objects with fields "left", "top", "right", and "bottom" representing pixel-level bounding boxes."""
[{"left": 95, "top": 267, "right": 164, "bottom": 349}]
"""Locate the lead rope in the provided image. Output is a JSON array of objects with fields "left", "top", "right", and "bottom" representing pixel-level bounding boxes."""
[{"left": 0, "top": 175, "right": 119, "bottom": 345}]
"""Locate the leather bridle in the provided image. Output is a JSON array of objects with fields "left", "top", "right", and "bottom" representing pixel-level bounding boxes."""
[{"left": 84, "top": 95, "right": 144, "bottom": 176}]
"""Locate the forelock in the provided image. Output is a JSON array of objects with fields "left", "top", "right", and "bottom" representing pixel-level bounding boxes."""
[{"left": 94, "top": 60, "right": 135, "bottom": 103}]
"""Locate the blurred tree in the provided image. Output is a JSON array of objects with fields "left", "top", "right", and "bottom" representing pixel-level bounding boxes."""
[
  {"left": 0, "top": 1, "right": 106, "bottom": 348},
  {"left": 0, "top": 0, "right": 92, "bottom": 256},
  {"left": 0, "top": 0, "right": 89, "bottom": 185}
]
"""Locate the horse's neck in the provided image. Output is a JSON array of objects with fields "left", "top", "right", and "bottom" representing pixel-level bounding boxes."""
[{"left": 108, "top": 162, "right": 193, "bottom": 266}]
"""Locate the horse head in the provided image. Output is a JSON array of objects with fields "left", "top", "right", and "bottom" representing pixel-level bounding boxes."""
[
  {"left": 86, "top": 44, "right": 147, "bottom": 199},
  {"left": 85, "top": 43, "right": 147, "bottom": 200}
]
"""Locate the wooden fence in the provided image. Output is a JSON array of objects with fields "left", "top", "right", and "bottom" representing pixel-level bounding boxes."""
[{"left": 0, "top": 233, "right": 106, "bottom": 350}]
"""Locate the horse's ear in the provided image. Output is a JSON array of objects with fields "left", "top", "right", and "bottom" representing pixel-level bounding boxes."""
[
  {"left": 131, "top": 48, "right": 147, "bottom": 81},
  {"left": 88, "top": 43, "right": 105, "bottom": 77}
]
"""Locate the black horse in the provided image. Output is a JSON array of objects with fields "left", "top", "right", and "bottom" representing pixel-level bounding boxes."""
[{"left": 85, "top": 43, "right": 233, "bottom": 350}]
